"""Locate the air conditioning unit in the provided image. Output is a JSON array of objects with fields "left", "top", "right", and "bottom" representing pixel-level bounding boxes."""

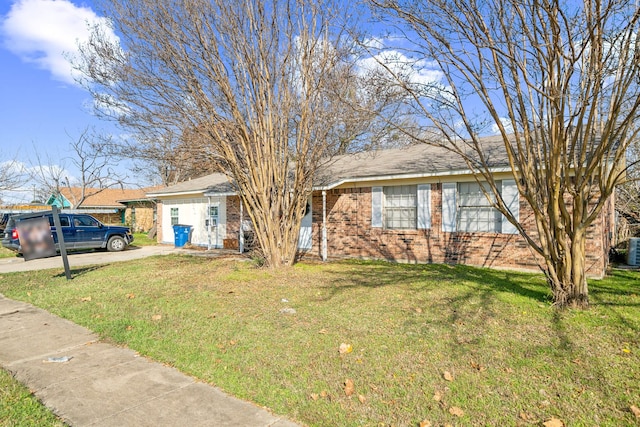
[{"left": 628, "top": 238, "right": 640, "bottom": 266}]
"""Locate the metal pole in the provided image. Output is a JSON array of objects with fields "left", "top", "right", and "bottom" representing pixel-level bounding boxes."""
[{"left": 52, "top": 206, "right": 72, "bottom": 280}]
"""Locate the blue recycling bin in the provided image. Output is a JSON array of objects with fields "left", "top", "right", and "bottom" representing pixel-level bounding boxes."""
[{"left": 172, "top": 224, "right": 192, "bottom": 247}]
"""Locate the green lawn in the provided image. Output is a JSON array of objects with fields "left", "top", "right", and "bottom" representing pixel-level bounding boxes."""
[
  {"left": 0, "top": 246, "right": 15, "bottom": 259},
  {"left": 0, "top": 257, "right": 638, "bottom": 426},
  {"left": 0, "top": 368, "right": 66, "bottom": 426},
  {"left": 130, "top": 232, "right": 158, "bottom": 247}
]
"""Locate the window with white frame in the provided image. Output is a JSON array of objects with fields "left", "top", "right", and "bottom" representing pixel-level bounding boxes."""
[
  {"left": 384, "top": 185, "right": 417, "bottom": 229},
  {"left": 457, "top": 181, "right": 502, "bottom": 232},
  {"left": 170, "top": 207, "right": 179, "bottom": 226}
]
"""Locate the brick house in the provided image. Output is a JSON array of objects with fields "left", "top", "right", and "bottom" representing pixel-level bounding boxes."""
[
  {"left": 46, "top": 187, "right": 157, "bottom": 231},
  {"left": 148, "top": 139, "right": 615, "bottom": 277}
]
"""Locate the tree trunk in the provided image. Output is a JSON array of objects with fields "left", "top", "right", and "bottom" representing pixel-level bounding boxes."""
[{"left": 545, "top": 229, "right": 589, "bottom": 309}]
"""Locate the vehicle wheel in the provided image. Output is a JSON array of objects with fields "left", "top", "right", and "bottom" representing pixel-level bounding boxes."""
[{"left": 107, "top": 236, "right": 126, "bottom": 252}]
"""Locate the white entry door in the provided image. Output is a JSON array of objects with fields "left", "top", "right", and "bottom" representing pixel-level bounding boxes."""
[{"left": 298, "top": 198, "right": 312, "bottom": 250}]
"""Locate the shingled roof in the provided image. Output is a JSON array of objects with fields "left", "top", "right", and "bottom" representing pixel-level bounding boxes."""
[
  {"left": 147, "top": 136, "right": 510, "bottom": 196},
  {"left": 58, "top": 187, "right": 155, "bottom": 208},
  {"left": 146, "top": 173, "right": 234, "bottom": 197}
]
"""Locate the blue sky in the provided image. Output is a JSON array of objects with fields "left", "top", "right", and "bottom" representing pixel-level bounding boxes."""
[{"left": 0, "top": 0, "right": 130, "bottom": 203}]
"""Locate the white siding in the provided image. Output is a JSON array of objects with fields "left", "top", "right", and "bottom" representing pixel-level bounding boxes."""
[{"left": 161, "top": 197, "right": 227, "bottom": 247}]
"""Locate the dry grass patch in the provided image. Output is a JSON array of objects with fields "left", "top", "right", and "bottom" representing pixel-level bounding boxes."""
[{"left": 0, "top": 256, "right": 638, "bottom": 426}]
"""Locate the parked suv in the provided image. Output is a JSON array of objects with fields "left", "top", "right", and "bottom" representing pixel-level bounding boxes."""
[{"left": 1, "top": 211, "right": 134, "bottom": 254}]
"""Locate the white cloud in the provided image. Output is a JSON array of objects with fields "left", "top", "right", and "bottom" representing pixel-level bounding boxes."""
[
  {"left": 0, "top": 0, "right": 117, "bottom": 85},
  {"left": 357, "top": 49, "right": 444, "bottom": 88},
  {"left": 490, "top": 117, "right": 515, "bottom": 135}
]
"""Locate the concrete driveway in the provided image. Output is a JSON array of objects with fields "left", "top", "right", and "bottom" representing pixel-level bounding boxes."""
[{"left": 0, "top": 245, "right": 180, "bottom": 273}]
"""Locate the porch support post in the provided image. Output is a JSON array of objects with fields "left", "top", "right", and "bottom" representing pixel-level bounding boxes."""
[
  {"left": 322, "top": 190, "right": 327, "bottom": 261},
  {"left": 207, "top": 196, "right": 212, "bottom": 250},
  {"left": 239, "top": 197, "right": 244, "bottom": 254}
]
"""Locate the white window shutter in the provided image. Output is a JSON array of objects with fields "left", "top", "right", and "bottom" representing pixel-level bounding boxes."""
[
  {"left": 371, "top": 186, "right": 383, "bottom": 228},
  {"left": 501, "top": 179, "right": 519, "bottom": 234},
  {"left": 442, "top": 182, "right": 457, "bottom": 232},
  {"left": 417, "top": 184, "right": 431, "bottom": 229}
]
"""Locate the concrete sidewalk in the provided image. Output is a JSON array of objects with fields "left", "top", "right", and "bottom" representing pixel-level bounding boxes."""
[{"left": 0, "top": 294, "right": 300, "bottom": 427}]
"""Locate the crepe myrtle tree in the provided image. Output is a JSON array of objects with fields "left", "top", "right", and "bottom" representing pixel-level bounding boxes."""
[
  {"left": 75, "top": 0, "right": 376, "bottom": 267},
  {"left": 370, "top": 0, "right": 640, "bottom": 308}
]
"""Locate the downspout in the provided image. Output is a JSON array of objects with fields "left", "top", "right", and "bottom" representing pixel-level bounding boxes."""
[
  {"left": 239, "top": 197, "right": 244, "bottom": 254},
  {"left": 207, "top": 196, "right": 212, "bottom": 250},
  {"left": 322, "top": 190, "right": 327, "bottom": 261}
]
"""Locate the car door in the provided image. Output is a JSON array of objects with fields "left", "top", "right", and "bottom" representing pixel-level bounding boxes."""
[
  {"left": 72, "top": 215, "right": 104, "bottom": 249},
  {"left": 48, "top": 215, "right": 75, "bottom": 249}
]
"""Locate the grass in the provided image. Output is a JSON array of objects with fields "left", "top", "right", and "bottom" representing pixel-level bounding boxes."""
[
  {"left": 130, "top": 232, "right": 158, "bottom": 247},
  {"left": 0, "top": 368, "right": 66, "bottom": 426},
  {"left": 0, "top": 246, "right": 16, "bottom": 258},
  {"left": 0, "top": 257, "right": 638, "bottom": 426}
]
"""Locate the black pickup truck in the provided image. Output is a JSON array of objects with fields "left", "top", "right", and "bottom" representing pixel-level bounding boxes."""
[{"left": 1, "top": 211, "right": 133, "bottom": 253}]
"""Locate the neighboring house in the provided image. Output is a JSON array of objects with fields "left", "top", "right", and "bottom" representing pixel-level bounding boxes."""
[
  {"left": 46, "top": 187, "right": 158, "bottom": 231},
  {"left": 148, "top": 138, "right": 615, "bottom": 277}
]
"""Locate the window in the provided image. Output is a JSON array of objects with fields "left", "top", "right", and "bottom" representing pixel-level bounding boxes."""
[
  {"left": 47, "top": 216, "right": 70, "bottom": 227},
  {"left": 74, "top": 215, "right": 99, "bottom": 227},
  {"left": 384, "top": 185, "right": 417, "bottom": 229},
  {"left": 457, "top": 181, "right": 502, "bottom": 232},
  {"left": 209, "top": 206, "right": 218, "bottom": 227},
  {"left": 170, "top": 208, "right": 179, "bottom": 226}
]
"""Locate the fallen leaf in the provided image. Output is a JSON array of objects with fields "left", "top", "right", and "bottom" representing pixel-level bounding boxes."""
[
  {"left": 126, "top": 325, "right": 133, "bottom": 331},
  {"left": 126, "top": 293, "right": 135, "bottom": 299},
  {"left": 622, "top": 348, "right": 631, "bottom": 354},
  {"left": 415, "top": 307, "right": 423, "bottom": 313},
  {"left": 432, "top": 390, "right": 442, "bottom": 402},
  {"left": 358, "top": 394, "right": 366, "bottom": 404},
  {"left": 631, "top": 405, "right": 640, "bottom": 418},
  {"left": 443, "top": 371, "right": 454, "bottom": 381},
  {"left": 320, "top": 390, "right": 328, "bottom": 398},
  {"left": 229, "top": 340, "right": 238, "bottom": 346},
  {"left": 81, "top": 296, "right": 92, "bottom": 302},
  {"left": 339, "top": 343, "right": 353, "bottom": 354},
  {"left": 519, "top": 412, "right": 528, "bottom": 420},
  {"left": 542, "top": 417, "right": 564, "bottom": 427},
  {"left": 309, "top": 393, "right": 319, "bottom": 401},
  {"left": 419, "top": 421, "right": 432, "bottom": 427},
  {"left": 151, "top": 314, "right": 162, "bottom": 321},
  {"left": 27, "top": 292, "right": 32, "bottom": 297},
  {"left": 344, "top": 379, "right": 355, "bottom": 396},
  {"left": 318, "top": 328, "right": 327, "bottom": 334},
  {"left": 470, "top": 361, "right": 486, "bottom": 371},
  {"left": 449, "top": 406, "right": 464, "bottom": 417}
]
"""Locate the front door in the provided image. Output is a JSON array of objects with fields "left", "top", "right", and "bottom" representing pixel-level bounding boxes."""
[{"left": 298, "top": 198, "right": 312, "bottom": 250}]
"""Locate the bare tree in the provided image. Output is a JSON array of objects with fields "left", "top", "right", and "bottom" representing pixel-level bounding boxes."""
[
  {"left": 31, "top": 128, "right": 127, "bottom": 208},
  {"left": 76, "top": 0, "right": 365, "bottom": 267},
  {"left": 0, "top": 158, "right": 27, "bottom": 202},
  {"left": 370, "top": 0, "right": 640, "bottom": 308}
]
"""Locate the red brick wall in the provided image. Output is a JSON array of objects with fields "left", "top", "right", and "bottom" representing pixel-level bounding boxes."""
[{"left": 302, "top": 185, "right": 611, "bottom": 277}]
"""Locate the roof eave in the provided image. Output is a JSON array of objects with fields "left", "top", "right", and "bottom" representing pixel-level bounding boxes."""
[{"left": 313, "top": 166, "right": 514, "bottom": 190}]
